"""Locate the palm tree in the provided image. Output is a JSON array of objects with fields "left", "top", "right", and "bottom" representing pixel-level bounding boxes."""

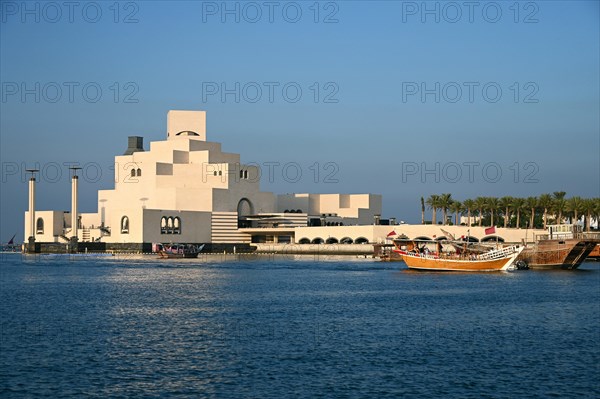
[
  {"left": 463, "top": 199, "right": 475, "bottom": 227},
  {"left": 553, "top": 191, "right": 567, "bottom": 224},
  {"left": 499, "top": 196, "right": 513, "bottom": 228},
  {"left": 426, "top": 195, "right": 440, "bottom": 225},
  {"left": 566, "top": 196, "right": 585, "bottom": 225},
  {"left": 511, "top": 197, "right": 525, "bottom": 228},
  {"left": 438, "top": 193, "right": 453, "bottom": 225},
  {"left": 581, "top": 198, "right": 596, "bottom": 232},
  {"left": 450, "top": 200, "right": 463, "bottom": 226},
  {"left": 524, "top": 196, "right": 538, "bottom": 228},
  {"left": 538, "top": 193, "right": 553, "bottom": 230},
  {"left": 420, "top": 197, "right": 425, "bottom": 225},
  {"left": 593, "top": 198, "right": 600, "bottom": 230},
  {"left": 474, "top": 197, "right": 487, "bottom": 227},
  {"left": 486, "top": 197, "right": 500, "bottom": 227}
]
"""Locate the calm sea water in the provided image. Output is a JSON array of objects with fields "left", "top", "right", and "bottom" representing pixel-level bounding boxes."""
[{"left": 1, "top": 253, "right": 598, "bottom": 398}]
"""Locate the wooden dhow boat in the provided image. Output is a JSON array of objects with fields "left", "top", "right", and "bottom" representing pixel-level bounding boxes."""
[
  {"left": 518, "top": 225, "right": 600, "bottom": 269},
  {"left": 392, "top": 238, "right": 524, "bottom": 272},
  {"left": 439, "top": 225, "right": 599, "bottom": 270}
]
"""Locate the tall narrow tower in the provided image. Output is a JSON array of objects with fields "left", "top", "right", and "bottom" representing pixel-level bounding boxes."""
[
  {"left": 70, "top": 167, "right": 81, "bottom": 249},
  {"left": 26, "top": 169, "right": 38, "bottom": 252}
]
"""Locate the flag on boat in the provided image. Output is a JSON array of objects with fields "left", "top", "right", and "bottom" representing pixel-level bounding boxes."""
[
  {"left": 485, "top": 226, "right": 496, "bottom": 235},
  {"left": 386, "top": 230, "right": 397, "bottom": 239}
]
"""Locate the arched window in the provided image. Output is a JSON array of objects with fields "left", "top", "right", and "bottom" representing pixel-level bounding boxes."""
[
  {"left": 173, "top": 217, "right": 181, "bottom": 234},
  {"left": 121, "top": 216, "right": 129, "bottom": 234},
  {"left": 244, "top": 170, "right": 248, "bottom": 179},
  {"left": 355, "top": 237, "right": 369, "bottom": 244},
  {"left": 161, "top": 216, "right": 168, "bottom": 234},
  {"left": 131, "top": 169, "right": 136, "bottom": 177},
  {"left": 311, "top": 237, "right": 324, "bottom": 244},
  {"left": 214, "top": 171, "right": 217, "bottom": 176},
  {"left": 298, "top": 238, "right": 311, "bottom": 244},
  {"left": 36, "top": 217, "right": 44, "bottom": 234},
  {"left": 240, "top": 170, "right": 244, "bottom": 179},
  {"left": 167, "top": 217, "right": 174, "bottom": 233},
  {"left": 137, "top": 168, "right": 142, "bottom": 177}
]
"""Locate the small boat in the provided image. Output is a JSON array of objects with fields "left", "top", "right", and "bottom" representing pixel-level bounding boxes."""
[
  {"left": 156, "top": 243, "right": 204, "bottom": 259},
  {"left": 392, "top": 239, "right": 524, "bottom": 272},
  {"left": 1, "top": 234, "right": 19, "bottom": 253}
]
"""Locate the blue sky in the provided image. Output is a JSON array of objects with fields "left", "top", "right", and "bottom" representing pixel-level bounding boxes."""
[{"left": 1, "top": 0, "right": 599, "bottom": 241}]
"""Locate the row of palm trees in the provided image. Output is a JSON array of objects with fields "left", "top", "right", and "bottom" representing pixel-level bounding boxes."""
[{"left": 420, "top": 192, "right": 600, "bottom": 231}]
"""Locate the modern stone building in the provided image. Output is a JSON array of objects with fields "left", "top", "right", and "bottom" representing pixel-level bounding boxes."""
[{"left": 24, "top": 110, "right": 382, "bottom": 248}]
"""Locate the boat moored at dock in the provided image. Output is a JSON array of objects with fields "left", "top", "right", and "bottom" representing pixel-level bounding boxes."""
[
  {"left": 518, "top": 225, "right": 600, "bottom": 269},
  {"left": 392, "top": 238, "right": 524, "bottom": 272},
  {"left": 155, "top": 243, "right": 204, "bottom": 259}
]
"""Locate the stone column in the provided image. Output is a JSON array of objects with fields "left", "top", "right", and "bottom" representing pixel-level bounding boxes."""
[
  {"left": 71, "top": 175, "right": 79, "bottom": 238},
  {"left": 28, "top": 176, "right": 36, "bottom": 252}
]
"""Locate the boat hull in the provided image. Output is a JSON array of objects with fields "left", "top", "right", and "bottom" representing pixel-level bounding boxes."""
[
  {"left": 399, "top": 254, "right": 515, "bottom": 272},
  {"left": 518, "top": 239, "right": 599, "bottom": 270},
  {"left": 395, "top": 245, "right": 523, "bottom": 272},
  {"left": 158, "top": 252, "right": 199, "bottom": 259}
]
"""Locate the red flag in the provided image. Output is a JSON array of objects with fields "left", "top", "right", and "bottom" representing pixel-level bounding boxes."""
[
  {"left": 485, "top": 226, "right": 496, "bottom": 235},
  {"left": 386, "top": 230, "right": 396, "bottom": 237}
]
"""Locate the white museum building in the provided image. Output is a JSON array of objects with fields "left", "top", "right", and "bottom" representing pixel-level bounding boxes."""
[{"left": 24, "top": 110, "right": 383, "bottom": 248}]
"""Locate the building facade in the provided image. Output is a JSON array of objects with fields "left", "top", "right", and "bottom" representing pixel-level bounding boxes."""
[{"left": 24, "top": 110, "right": 382, "bottom": 247}]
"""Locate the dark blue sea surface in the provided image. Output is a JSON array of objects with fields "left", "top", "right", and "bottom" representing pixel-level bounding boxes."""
[{"left": 1, "top": 253, "right": 599, "bottom": 398}]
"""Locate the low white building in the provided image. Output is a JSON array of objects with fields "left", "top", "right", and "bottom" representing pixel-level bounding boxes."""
[{"left": 24, "top": 110, "right": 382, "bottom": 248}]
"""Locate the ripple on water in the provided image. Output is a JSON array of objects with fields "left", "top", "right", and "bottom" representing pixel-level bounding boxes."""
[{"left": 1, "top": 256, "right": 599, "bottom": 398}]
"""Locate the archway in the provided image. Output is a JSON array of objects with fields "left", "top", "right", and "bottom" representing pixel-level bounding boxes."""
[
  {"left": 413, "top": 236, "right": 432, "bottom": 241},
  {"left": 311, "top": 237, "right": 324, "bottom": 244},
  {"left": 355, "top": 237, "right": 369, "bottom": 244},
  {"left": 481, "top": 235, "right": 505, "bottom": 242},
  {"left": 237, "top": 198, "right": 254, "bottom": 228}
]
